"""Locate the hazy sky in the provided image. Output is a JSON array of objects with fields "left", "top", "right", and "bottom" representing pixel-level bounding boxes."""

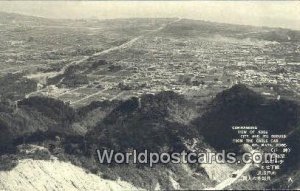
[{"left": 0, "top": 1, "right": 300, "bottom": 30}]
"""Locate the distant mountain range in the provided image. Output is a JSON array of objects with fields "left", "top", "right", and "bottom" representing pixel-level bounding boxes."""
[{"left": 1, "top": 11, "right": 300, "bottom": 43}]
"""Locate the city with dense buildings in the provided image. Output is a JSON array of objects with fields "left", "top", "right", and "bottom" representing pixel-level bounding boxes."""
[
  {"left": 2, "top": 13, "right": 299, "bottom": 107},
  {"left": 0, "top": 11, "right": 300, "bottom": 190}
]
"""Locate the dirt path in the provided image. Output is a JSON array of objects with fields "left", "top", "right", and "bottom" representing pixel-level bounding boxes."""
[
  {"left": 207, "top": 163, "right": 252, "bottom": 190},
  {"left": 206, "top": 149, "right": 257, "bottom": 190}
]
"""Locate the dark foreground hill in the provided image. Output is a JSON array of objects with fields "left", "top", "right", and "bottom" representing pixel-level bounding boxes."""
[
  {"left": 194, "top": 84, "right": 299, "bottom": 150},
  {"left": 86, "top": 91, "right": 201, "bottom": 153},
  {"left": 0, "top": 84, "right": 299, "bottom": 189}
]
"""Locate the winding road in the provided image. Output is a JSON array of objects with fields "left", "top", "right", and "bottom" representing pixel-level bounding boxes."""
[{"left": 206, "top": 149, "right": 258, "bottom": 190}]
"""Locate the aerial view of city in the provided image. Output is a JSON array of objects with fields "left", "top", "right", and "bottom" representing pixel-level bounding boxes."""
[{"left": 0, "top": 1, "right": 299, "bottom": 190}]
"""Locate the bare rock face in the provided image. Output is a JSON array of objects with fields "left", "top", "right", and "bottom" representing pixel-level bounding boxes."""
[
  {"left": 0, "top": 158, "right": 143, "bottom": 191},
  {"left": 201, "top": 161, "right": 235, "bottom": 182}
]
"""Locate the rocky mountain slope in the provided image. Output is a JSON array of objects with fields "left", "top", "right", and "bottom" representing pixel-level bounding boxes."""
[
  {"left": 0, "top": 84, "right": 299, "bottom": 190},
  {"left": 0, "top": 158, "right": 142, "bottom": 191},
  {"left": 194, "top": 84, "right": 299, "bottom": 150}
]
